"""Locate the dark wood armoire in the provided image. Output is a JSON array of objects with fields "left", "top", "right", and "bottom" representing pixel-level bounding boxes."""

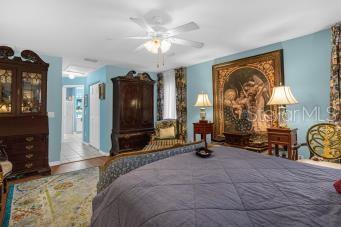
[
  {"left": 0, "top": 46, "right": 51, "bottom": 176},
  {"left": 110, "top": 71, "right": 155, "bottom": 155}
]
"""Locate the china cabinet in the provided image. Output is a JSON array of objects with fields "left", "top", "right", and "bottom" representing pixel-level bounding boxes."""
[{"left": 0, "top": 46, "right": 50, "bottom": 176}]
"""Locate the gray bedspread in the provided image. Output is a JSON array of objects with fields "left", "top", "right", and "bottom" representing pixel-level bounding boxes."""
[{"left": 91, "top": 146, "right": 341, "bottom": 227}]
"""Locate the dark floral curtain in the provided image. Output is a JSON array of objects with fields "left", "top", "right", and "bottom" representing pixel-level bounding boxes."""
[
  {"left": 157, "top": 73, "right": 164, "bottom": 121},
  {"left": 175, "top": 67, "right": 187, "bottom": 140},
  {"left": 330, "top": 24, "right": 341, "bottom": 124}
]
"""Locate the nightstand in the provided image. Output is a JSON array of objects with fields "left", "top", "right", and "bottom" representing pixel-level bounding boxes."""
[
  {"left": 193, "top": 121, "right": 214, "bottom": 150},
  {"left": 267, "top": 128, "right": 298, "bottom": 160}
]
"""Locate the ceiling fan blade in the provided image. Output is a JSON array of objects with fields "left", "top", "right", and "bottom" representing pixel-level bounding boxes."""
[
  {"left": 125, "top": 36, "right": 151, "bottom": 40},
  {"left": 129, "top": 17, "right": 154, "bottom": 33},
  {"left": 135, "top": 42, "right": 146, "bottom": 52},
  {"left": 166, "top": 22, "right": 199, "bottom": 37},
  {"left": 169, "top": 38, "right": 204, "bottom": 48}
]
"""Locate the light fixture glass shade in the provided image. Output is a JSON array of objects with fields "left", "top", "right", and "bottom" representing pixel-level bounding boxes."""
[
  {"left": 144, "top": 38, "right": 172, "bottom": 54},
  {"left": 160, "top": 39, "right": 171, "bottom": 53},
  {"left": 194, "top": 93, "right": 212, "bottom": 107},
  {"left": 144, "top": 39, "right": 160, "bottom": 54},
  {"left": 267, "top": 86, "right": 298, "bottom": 105}
]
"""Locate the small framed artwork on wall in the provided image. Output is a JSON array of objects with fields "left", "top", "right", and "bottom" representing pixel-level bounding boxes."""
[{"left": 99, "top": 83, "right": 105, "bottom": 100}]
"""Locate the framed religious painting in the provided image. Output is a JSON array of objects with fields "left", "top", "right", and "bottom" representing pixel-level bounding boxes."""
[{"left": 212, "top": 50, "right": 284, "bottom": 141}]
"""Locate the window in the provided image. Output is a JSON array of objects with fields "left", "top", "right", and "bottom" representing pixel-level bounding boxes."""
[{"left": 163, "top": 70, "right": 177, "bottom": 119}]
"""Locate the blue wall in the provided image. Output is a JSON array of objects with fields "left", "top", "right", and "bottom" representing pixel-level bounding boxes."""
[
  {"left": 83, "top": 66, "right": 157, "bottom": 153},
  {"left": 187, "top": 29, "right": 331, "bottom": 158},
  {"left": 43, "top": 55, "right": 63, "bottom": 162}
]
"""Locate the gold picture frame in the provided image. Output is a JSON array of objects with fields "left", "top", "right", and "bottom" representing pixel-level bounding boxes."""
[
  {"left": 99, "top": 83, "right": 105, "bottom": 100},
  {"left": 212, "top": 50, "right": 284, "bottom": 140}
]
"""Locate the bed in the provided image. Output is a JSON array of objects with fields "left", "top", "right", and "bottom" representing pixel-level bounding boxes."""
[{"left": 91, "top": 144, "right": 341, "bottom": 226}]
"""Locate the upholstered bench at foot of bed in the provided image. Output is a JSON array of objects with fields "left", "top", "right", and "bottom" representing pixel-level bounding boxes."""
[
  {"left": 97, "top": 141, "right": 204, "bottom": 193},
  {"left": 142, "top": 139, "right": 186, "bottom": 151}
]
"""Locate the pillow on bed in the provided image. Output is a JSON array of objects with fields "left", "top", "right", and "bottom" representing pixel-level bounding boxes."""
[
  {"left": 159, "top": 126, "right": 175, "bottom": 139},
  {"left": 334, "top": 179, "right": 341, "bottom": 193}
]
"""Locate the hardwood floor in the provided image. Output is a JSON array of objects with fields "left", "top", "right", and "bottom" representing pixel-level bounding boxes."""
[{"left": 0, "top": 156, "right": 108, "bottom": 222}]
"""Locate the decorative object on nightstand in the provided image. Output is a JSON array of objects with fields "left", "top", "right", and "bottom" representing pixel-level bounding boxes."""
[
  {"left": 267, "top": 127, "right": 298, "bottom": 160},
  {"left": 193, "top": 121, "right": 214, "bottom": 150},
  {"left": 194, "top": 92, "right": 212, "bottom": 122},
  {"left": 267, "top": 85, "right": 298, "bottom": 128}
]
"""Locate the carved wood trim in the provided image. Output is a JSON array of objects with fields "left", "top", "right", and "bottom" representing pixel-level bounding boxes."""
[
  {"left": 0, "top": 46, "right": 49, "bottom": 69},
  {"left": 21, "top": 50, "right": 48, "bottom": 66},
  {"left": 0, "top": 46, "right": 15, "bottom": 59},
  {"left": 112, "top": 70, "right": 155, "bottom": 83}
]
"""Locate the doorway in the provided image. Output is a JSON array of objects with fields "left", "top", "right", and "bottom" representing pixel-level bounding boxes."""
[
  {"left": 62, "top": 85, "right": 84, "bottom": 141},
  {"left": 61, "top": 84, "right": 102, "bottom": 163}
]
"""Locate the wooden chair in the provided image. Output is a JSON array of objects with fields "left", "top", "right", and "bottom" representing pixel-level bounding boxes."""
[
  {"left": 142, "top": 119, "right": 186, "bottom": 151},
  {"left": 294, "top": 123, "right": 340, "bottom": 163}
]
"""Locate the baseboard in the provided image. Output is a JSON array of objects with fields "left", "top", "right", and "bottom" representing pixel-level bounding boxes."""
[
  {"left": 49, "top": 161, "right": 62, "bottom": 166},
  {"left": 82, "top": 141, "right": 89, "bottom": 146}
]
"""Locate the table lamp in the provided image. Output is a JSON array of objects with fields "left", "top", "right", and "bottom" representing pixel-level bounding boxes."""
[
  {"left": 194, "top": 92, "right": 212, "bottom": 122},
  {"left": 267, "top": 85, "right": 298, "bottom": 128}
]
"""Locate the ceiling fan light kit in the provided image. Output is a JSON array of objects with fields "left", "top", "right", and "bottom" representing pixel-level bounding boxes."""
[
  {"left": 128, "top": 17, "right": 204, "bottom": 54},
  {"left": 143, "top": 38, "right": 171, "bottom": 54}
]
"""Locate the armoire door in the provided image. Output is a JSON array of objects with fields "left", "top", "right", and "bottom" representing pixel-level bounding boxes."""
[
  {"left": 119, "top": 81, "right": 141, "bottom": 130},
  {"left": 141, "top": 83, "right": 154, "bottom": 129}
]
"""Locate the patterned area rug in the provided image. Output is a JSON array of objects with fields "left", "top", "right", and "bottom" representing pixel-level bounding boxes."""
[{"left": 3, "top": 167, "right": 98, "bottom": 227}]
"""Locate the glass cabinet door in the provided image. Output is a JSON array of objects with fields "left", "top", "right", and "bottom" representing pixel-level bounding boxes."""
[
  {"left": 21, "top": 72, "right": 42, "bottom": 113},
  {"left": 0, "top": 69, "right": 13, "bottom": 114}
]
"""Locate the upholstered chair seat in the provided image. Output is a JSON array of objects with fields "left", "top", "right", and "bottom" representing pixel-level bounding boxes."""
[
  {"left": 0, "top": 161, "right": 12, "bottom": 177},
  {"left": 0, "top": 145, "right": 13, "bottom": 195}
]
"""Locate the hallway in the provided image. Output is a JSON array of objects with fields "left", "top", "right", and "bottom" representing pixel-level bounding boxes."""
[{"left": 61, "top": 133, "right": 104, "bottom": 163}]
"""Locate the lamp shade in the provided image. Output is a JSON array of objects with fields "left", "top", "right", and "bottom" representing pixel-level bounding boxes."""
[
  {"left": 194, "top": 93, "right": 212, "bottom": 107},
  {"left": 267, "top": 86, "right": 298, "bottom": 105}
]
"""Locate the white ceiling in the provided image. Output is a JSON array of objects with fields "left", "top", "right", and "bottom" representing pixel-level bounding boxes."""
[{"left": 1, "top": 0, "right": 341, "bottom": 74}]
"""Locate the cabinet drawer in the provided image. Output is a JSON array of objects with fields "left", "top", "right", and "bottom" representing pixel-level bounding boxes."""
[
  {"left": 10, "top": 142, "right": 46, "bottom": 154},
  {"left": 194, "top": 127, "right": 203, "bottom": 133},
  {"left": 269, "top": 134, "right": 290, "bottom": 143},
  {"left": 16, "top": 135, "right": 45, "bottom": 143},
  {"left": 118, "top": 133, "right": 150, "bottom": 151},
  {"left": 194, "top": 126, "right": 213, "bottom": 134},
  {"left": 12, "top": 159, "right": 47, "bottom": 172},
  {"left": 10, "top": 151, "right": 42, "bottom": 162}
]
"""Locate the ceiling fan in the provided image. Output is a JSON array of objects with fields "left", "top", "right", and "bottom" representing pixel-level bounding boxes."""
[{"left": 127, "top": 17, "right": 204, "bottom": 54}]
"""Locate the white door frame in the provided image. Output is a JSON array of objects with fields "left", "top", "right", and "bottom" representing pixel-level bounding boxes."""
[
  {"left": 89, "top": 82, "right": 100, "bottom": 150},
  {"left": 61, "top": 85, "right": 84, "bottom": 143}
]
